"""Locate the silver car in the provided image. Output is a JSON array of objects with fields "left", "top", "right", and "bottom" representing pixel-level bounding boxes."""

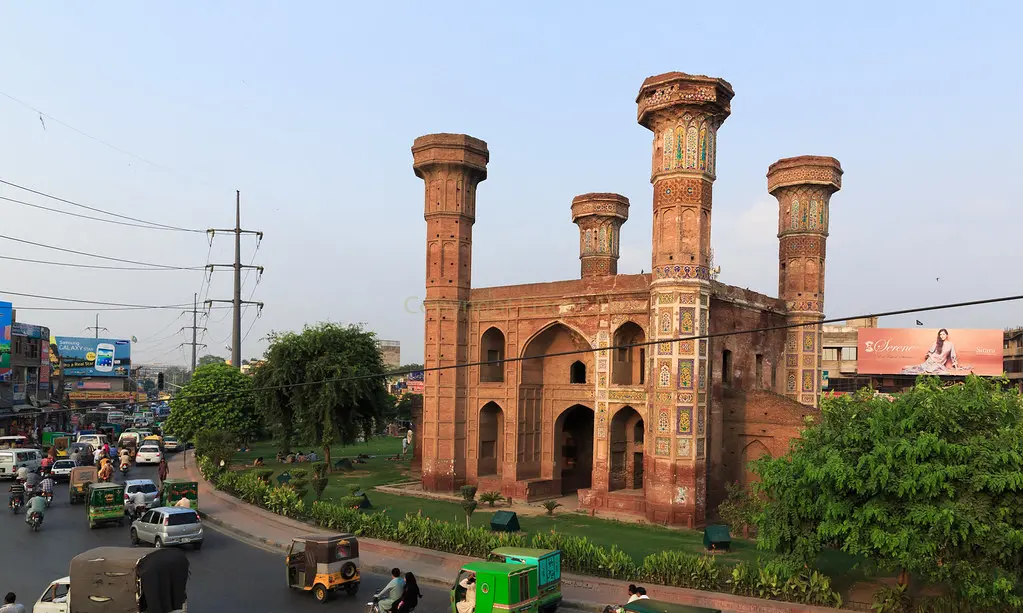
[{"left": 130, "top": 506, "right": 204, "bottom": 550}]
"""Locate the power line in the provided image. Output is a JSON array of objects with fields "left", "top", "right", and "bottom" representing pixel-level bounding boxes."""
[
  {"left": 14, "top": 305, "right": 231, "bottom": 312},
  {"left": 0, "top": 194, "right": 195, "bottom": 232},
  {"left": 1, "top": 289, "right": 201, "bottom": 309},
  {"left": 0, "top": 179, "right": 206, "bottom": 233},
  {"left": 0, "top": 253, "right": 205, "bottom": 271},
  {"left": 0, "top": 233, "right": 200, "bottom": 270},
  {"left": 63, "top": 291, "right": 1023, "bottom": 412}
]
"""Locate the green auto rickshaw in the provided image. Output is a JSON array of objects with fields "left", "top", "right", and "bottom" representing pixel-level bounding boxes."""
[
  {"left": 160, "top": 478, "right": 198, "bottom": 509},
  {"left": 620, "top": 598, "right": 721, "bottom": 613},
  {"left": 87, "top": 482, "right": 125, "bottom": 529},
  {"left": 489, "top": 548, "right": 562, "bottom": 613},
  {"left": 451, "top": 562, "right": 538, "bottom": 613}
]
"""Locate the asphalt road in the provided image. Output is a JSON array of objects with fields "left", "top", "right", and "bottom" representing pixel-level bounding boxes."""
[{"left": 2, "top": 460, "right": 452, "bottom": 613}]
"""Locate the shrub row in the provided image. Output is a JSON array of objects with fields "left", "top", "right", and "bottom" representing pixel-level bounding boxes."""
[{"left": 197, "top": 456, "right": 841, "bottom": 607}]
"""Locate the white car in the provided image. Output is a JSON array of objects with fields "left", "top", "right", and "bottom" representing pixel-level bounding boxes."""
[
  {"left": 32, "top": 575, "right": 69, "bottom": 612},
  {"left": 135, "top": 445, "right": 162, "bottom": 465},
  {"left": 49, "top": 459, "right": 78, "bottom": 481}
]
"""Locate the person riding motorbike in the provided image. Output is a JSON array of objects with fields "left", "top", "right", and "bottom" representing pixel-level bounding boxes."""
[
  {"left": 38, "top": 475, "right": 54, "bottom": 505},
  {"left": 98, "top": 461, "right": 113, "bottom": 483},
  {"left": 372, "top": 568, "right": 405, "bottom": 613},
  {"left": 119, "top": 451, "right": 131, "bottom": 472},
  {"left": 16, "top": 466, "right": 29, "bottom": 482},
  {"left": 126, "top": 489, "right": 147, "bottom": 520},
  {"left": 8, "top": 480, "right": 26, "bottom": 510},
  {"left": 25, "top": 491, "right": 45, "bottom": 526}
]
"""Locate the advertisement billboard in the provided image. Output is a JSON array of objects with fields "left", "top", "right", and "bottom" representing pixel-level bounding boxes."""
[
  {"left": 0, "top": 301, "right": 10, "bottom": 381},
  {"left": 857, "top": 328, "right": 1003, "bottom": 377},
  {"left": 55, "top": 337, "right": 132, "bottom": 377},
  {"left": 12, "top": 322, "right": 49, "bottom": 339}
]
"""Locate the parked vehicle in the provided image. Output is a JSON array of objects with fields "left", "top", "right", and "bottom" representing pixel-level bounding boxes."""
[
  {"left": 159, "top": 479, "right": 198, "bottom": 509},
  {"left": 489, "top": 548, "right": 562, "bottom": 613},
  {"left": 286, "top": 534, "right": 361, "bottom": 602},
  {"left": 87, "top": 482, "right": 125, "bottom": 529},
  {"left": 135, "top": 444, "right": 162, "bottom": 465},
  {"left": 451, "top": 562, "right": 539, "bottom": 613},
  {"left": 69, "top": 465, "right": 98, "bottom": 504},
  {"left": 32, "top": 546, "right": 190, "bottom": 613},
  {"left": 0, "top": 447, "right": 42, "bottom": 479},
  {"left": 130, "top": 506, "right": 203, "bottom": 549}
]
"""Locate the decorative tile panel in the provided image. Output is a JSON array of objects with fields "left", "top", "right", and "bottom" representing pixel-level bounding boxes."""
[
  {"left": 802, "top": 331, "right": 815, "bottom": 352},
  {"left": 676, "top": 406, "right": 693, "bottom": 434},
  {"left": 786, "top": 354, "right": 798, "bottom": 367},
  {"left": 677, "top": 392, "right": 694, "bottom": 404},
  {"left": 786, "top": 372, "right": 797, "bottom": 392},
  {"left": 659, "top": 310, "right": 672, "bottom": 334},
  {"left": 699, "top": 340, "right": 707, "bottom": 356},
  {"left": 700, "top": 310, "right": 708, "bottom": 334},
  {"left": 801, "top": 355, "right": 815, "bottom": 367},
  {"left": 598, "top": 359, "right": 608, "bottom": 371},
  {"left": 678, "top": 359, "right": 694, "bottom": 389},
  {"left": 698, "top": 359, "right": 707, "bottom": 389},
  {"left": 678, "top": 308, "right": 695, "bottom": 335},
  {"left": 657, "top": 359, "right": 671, "bottom": 388},
  {"left": 677, "top": 437, "right": 692, "bottom": 458},
  {"left": 658, "top": 342, "right": 673, "bottom": 355},
  {"left": 655, "top": 391, "right": 673, "bottom": 404},
  {"left": 609, "top": 389, "right": 646, "bottom": 402},
  {"left": 696, "top": 408, "right": 706, "bottom": 435},
  {"left": 802, "top": 370, "right": 815, "bottom": 392},
  {"left": 658, "top": 411, "right": 670, "bottom": 433},
  {"left": 657, "top": 292, "right": 675, "bottom": 304},
  {"left": 786, "top": 333, "right": 798, "bottom": 353},
  {"left": 655, "top": 437, "right": 671, "bottom": 456},
  {"left": 679, "top": 340, "right": 694, "bottom": 354},
  {"left": 598, "top": 373, "right": 608, "bottom": 387},
  {"left": 679, "top": 292, "right": 697, "bottom": 305},
  {"left": 696, "top": 438, "right": 706, "bottom": 458}
]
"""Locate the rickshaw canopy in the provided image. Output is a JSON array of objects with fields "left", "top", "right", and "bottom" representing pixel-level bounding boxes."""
[
  {"left": 70, "top": 546, "right": 188, "bottom": 613},
  {"left": 70, "top": 465, "right": 98, "bottom": 485}
]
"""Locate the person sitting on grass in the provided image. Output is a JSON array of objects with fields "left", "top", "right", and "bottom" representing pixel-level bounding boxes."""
[
  {"left": 296, "top": 451, "right": 306, "bottom": 463},
  {"left": 306, "top": 450, "right": 318, "bottom": 462},
  {"left": 252, "top": 457, "right": 264, "bottom": 467}
]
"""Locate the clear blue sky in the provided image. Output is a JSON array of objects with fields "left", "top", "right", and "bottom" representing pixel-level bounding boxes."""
[{"left": 1, "top": 1, "right": 1020, "bottom": 364}]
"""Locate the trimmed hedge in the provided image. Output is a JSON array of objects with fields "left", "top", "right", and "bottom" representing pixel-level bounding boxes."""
[{"left": 197, "top": 456, "right": 841, "bottom": 607}]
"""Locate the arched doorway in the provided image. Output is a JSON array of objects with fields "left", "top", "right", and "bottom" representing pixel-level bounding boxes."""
[
  {"left": 612, "top": 322, "right": 646, "bottom": 385},
  {"left": 740, "top": 440, "right": 770, "bottom": 487},
  {"left": 480, "top": 328, "right": 505, "bottom": 383},
  {"left": 478, "top": 402, "right": 504, "bottom": 476},
  {"left": 554, "top": 404, "right": 594, "bottom": 495},
  {"left": 519, "top": 323, "right": 593, "bottom": 480},
  {"left": 609, "top": 406, "right": 644, "bottom": 491}
]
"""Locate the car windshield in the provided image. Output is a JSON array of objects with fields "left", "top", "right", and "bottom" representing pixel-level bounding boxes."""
[
  {"left": 55, "top": 461, "right": 75, "bottom": 468},
  {"left": 128, "top": 483, "right": 158, "bottom": 494},
  {"left": 140, "top": 447, "right": 159, "bottom": 453},
  {"left": 165, "top": 437, "right": 177, "bottom": 442},
  {"left": 167, "top": 512, "right": 198, "bottom": 525}
]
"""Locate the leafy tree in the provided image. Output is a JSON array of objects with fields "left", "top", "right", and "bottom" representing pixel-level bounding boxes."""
[
  {"left": 163, "top": 362, "right": 262, "bottom": 443},
  {"left": 252, "top": 322, "right": 390, "bottom": 471},
  {"left": 399, "top": 362, "right": 424, "bottom": 374},
  {"left": 753, "top": 376, "right": 1023, "bottom": 608},
  {"left": 198, "top": 354, "right": 227, "bottom": 367},
  {"left": 194, "top": 430, "right": 237, "bottom": 470}
]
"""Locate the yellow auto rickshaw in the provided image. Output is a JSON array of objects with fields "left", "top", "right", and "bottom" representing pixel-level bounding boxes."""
[
  {"left": 286, "top": 534, "right": 361, "bottom": 602},
  {"left": 69, "top": 465, "right": 98, "bottom": 504}
]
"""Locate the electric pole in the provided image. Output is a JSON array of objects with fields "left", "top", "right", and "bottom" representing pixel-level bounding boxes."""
[
  {"left": 206, "top": 190, "right": 263, "bottom": 369},
  {"left": 84, "top": 313, "right": 108, "bottom": 338},
  {"left": 180, "top": 293, "right": 207, "bottom": 372}
]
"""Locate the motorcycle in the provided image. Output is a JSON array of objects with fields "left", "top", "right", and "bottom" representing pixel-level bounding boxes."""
[
  {"left": 43, "top": 491, "right": 52, "bottom": 508},
  {"left": 27, "top": 510, "right": 42, "bottom": 531},
  {"left": 9, "top": 495, "right": 24, "bottom": 514},
  {"left": 367, "top": 596, "right": 382, "bottom": 613},
  {"left": 129, "top": 503, "right": 148, "bottom": 521},
  {"left": 120, "top": 462, "right": 130, "bottom": 475}
]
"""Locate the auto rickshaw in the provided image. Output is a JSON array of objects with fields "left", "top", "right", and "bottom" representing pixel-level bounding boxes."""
[
  {"left": 286, "top": 533, "right": 361, "bottom": 602},
  {"left": 489, "top": 548, "right": 562, "bottom": 613},
  {"left": 52, "top": 435, "right": 71, "bottom": 458},
  {"left": 160, "top": 478, "right": 198, "bottom": 509},
  {"left": 86, "top": 482, "right": 125, "bottom": 529},
  {"left": 143, "top": 434, "right": 164, "bottom": 450},
  {"left": 61, "top": 546, "right": 190, "bottom": 613},
  {"left": 619, "top": 599, "right": 721, "bottom": 613},
  {"left": 451, "top": 562, "right": 538, "bottom": 613},
  {"left": 69, "top": 465, "right": 98, "bottom": 504}
]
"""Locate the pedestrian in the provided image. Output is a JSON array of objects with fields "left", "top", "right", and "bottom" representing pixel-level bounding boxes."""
[
  {"left": 158, "top": 458, "right": 169, "bottom": 484},
  {"left": 0, "top": 592, "right": 25, "bottom": 613},
  {"left": 627, "top": 585, "right": 640, "bottom": 603},
  {"left": 402, "top": 434, "right": 409, "bottom": 457}
]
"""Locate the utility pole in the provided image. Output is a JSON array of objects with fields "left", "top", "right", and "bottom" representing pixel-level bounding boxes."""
[
  {"left": 180, "top": 293, "right": 207, "bottom": 372},
  {"left": 207, "top": 190, "right": 263, "bottom": 369},
  {"left": 84, "top": 313, "right": 108, "bottom": 338}
]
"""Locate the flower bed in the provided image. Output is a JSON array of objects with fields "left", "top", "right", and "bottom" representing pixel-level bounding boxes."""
[{"left": 198, "top": 456, "right": 842, "bottom": 608}]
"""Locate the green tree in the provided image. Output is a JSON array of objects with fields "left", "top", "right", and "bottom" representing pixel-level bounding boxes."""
[
  {"left": 163, "top": 362, "right": 261, "bottom": 443},
  {"left": 198, "top": 354, "right": 227, "bottom": 367},
  {"left": 400, "top": 362, "right": 423, "bottom": 374},
  {"left": 252, "top": 322, "right": 390, "bottom": 470},
  {"left": 752, "top": 376, "right": 1023, "bottom": 608}
]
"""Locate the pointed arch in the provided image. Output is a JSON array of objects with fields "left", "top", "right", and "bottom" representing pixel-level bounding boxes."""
[
  {"left": 740, "top": 440, "right": 771, "bottom": 486},
  {"left": 612, "top": 321, "right": 646, "bottom": 386},
  {"left": 480, "top": 327, "right": 506, "bottom": 383},
  {"left": 478, "top": 402, "right": 505, "bottom": 476}
]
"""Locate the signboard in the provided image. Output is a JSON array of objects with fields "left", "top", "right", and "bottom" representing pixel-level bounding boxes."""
[
  {"left": 0, "top": 301, "right": 11, "bottom": 381},
  {"left": 408, "top": 370, "right": 424, "bottom": 382},
  {"left": 68, "top": 391, "right": 137, "bottom": 400},
  {"left": 77, "top": 381, "right": 112, "bottom": 391},
  {"left": 857, "top": 328, "right": 1003, "bottom": 377},
  {"left": 407, "top": 380, "right": 425, "bottom": 394},
  {"left": 12, "top": 322, "right": 49, "bottom": 339},
  {"left": 54, "top": 337, "right": 131, "bottom": 377}
]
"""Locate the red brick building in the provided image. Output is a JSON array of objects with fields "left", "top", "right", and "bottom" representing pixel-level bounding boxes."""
[{"left": 411, "top": 72, "right": 843, "bottom": 526}]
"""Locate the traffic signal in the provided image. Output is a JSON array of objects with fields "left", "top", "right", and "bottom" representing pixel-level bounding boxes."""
[{"left": 158, "top": 372, "right": 165, "bottom": 390}]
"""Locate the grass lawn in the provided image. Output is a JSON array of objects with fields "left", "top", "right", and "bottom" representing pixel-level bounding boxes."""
[{"left": 229, "top": 437, "right": 866, "bottom": 595}]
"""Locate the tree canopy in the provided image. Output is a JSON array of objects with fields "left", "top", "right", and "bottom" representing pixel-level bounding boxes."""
[
  {"left": 252, "top": 322, "right": 391, "bottom": 468},
  {"left": 198, "top": 354, "right": 227, "bottom": 367},
  {"left": 163, "top": 362, "right": 261, "bottom": 443},
  {"left": 752, "top": 376, "right": 1023, "bottom": 607}
]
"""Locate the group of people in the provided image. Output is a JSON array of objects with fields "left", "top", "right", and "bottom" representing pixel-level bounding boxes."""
[
  {"left": 276, "top": 450, "right": 319, "bottom": 464},
  {"left": 7, "top": 465, "right": 53, "bottom": 527},
  {"left": 375, "top": 568, "right": 422, "bottom": 613}
]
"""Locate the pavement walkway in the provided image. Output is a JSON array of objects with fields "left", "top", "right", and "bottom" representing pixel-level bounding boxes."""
[{"left": 171, "top": 450, "right": 846, "bottom": 613}]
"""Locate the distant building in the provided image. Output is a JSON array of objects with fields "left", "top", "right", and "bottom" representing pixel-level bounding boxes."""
[{"left": 377, "top": 340, "right": 400, "bottom": 369}]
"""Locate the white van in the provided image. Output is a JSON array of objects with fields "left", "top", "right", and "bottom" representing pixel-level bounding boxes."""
[
  {"left": 0, "top": 447, "right": 43, "bottom": 479},
  {"left": 77, "top": 433, "right": 106, "bottom": 448},
  {"left": 107, "top": 411, "right": 125, "bottom": 424}
]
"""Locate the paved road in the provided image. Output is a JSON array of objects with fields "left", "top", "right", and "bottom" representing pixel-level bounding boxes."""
[{"left": 2, "top": 461, "right": 452, "bottom": 613}]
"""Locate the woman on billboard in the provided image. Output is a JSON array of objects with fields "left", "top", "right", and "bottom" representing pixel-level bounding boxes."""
[{"left": 900, "top": 328, "right": 959, "bottom": 375}]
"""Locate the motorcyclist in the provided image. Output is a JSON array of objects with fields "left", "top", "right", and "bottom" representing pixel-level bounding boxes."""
[
  {"left": 373, "top": 568, "right": 405, "bottom": 613},
  {"left": 16, "top": 466, "right": 29, "bottom": 482},
  {"left": 127, "top": 489, "right": 147, "bottom": 520},
  {"left": 119, "top": 450, "right": 131, "bottom": 472},
  {"left": 98, "top": 461, "right": 113, "bottom": 483},
  {"left": 25, "top": 491, "right": 45, "bottom": 525},
  {"left": 38, "top": 475, "right": 54, "bottom": 503},
  {"left": 8, "top": 480, "right": 25, "bottom": 509}
]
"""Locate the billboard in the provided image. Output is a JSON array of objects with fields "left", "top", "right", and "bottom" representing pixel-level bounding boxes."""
[
  {"left": 12, "top": 322, "right": 49, "bottom": 339},
  {"left": 857, "top": 328, "right": 1003, "bottom": 377},
  {"left": 0, "top": 302, "right": 10, "bottom": 381},
  {"left": 55, "top": 337, "right": 132, "bottom": 377}
]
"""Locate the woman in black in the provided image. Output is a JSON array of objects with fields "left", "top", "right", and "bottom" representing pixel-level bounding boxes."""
[{"left": 393, "top": 572, "right": 422, "bottom": 613}]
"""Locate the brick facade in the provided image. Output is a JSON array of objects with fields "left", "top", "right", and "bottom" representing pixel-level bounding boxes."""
[{"left": 412, "top": 73, "right": 843, "bottom": 525}]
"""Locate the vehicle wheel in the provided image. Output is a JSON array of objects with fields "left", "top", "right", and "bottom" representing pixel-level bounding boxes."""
[
  {"left": 154, "top": 537, "right": 163, "bottom": 549},
  {"left": 313, "top": 585, "right": 328, "bottom": 603},
  {"left": 193, "top": 541, "right": 203, "bottom": 550},
  {"left": 33, "top": 523, "right": 39, "bottom": 532},
  {"left": 341, "top": 562, "right": 357, "bottom": 580},
  {"left": 131, "top": 529, "right": 139, "bottom": 545},
  {"left": 345, "top": 583, "right": 359, "bottom": 596}
]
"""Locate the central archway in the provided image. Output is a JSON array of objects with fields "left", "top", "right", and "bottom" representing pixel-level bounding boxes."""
[
  {"left": 554, "top": 404, "right": 595, "bottom": 495},
  {"left": 609, "top": 406, "right": 644, "bottom": 491}
]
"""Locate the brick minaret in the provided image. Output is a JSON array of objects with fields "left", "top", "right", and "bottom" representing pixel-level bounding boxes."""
[
  {"left": 413, "top": 133, "right": 489, "bottom": 491},
  {"left": 637, "top": 72, "right": 733, "bottom": 526},
  {"left": 768, "top": 156, "right": 842, "bottom": 406},
  {"left": 571, "top": 193, "right": 630, "bottom": 277}
]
